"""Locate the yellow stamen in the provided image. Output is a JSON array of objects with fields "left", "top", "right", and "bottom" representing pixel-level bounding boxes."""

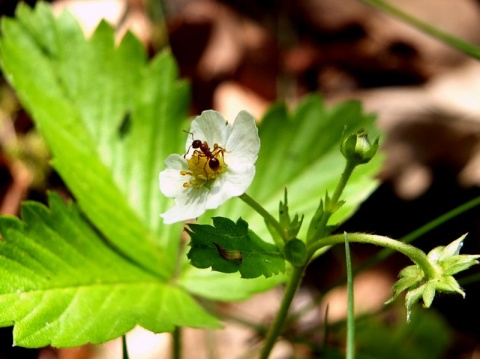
[{"left": 187, "top": 149, "right": 227, "bottom": 182}]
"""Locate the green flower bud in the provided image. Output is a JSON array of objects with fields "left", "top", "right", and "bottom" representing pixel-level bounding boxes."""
[{"left": 340, "top": 129, "right": 379, "bottom": 165}]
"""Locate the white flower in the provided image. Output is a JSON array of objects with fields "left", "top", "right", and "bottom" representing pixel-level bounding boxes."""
[{"left": 159, "top": 110, "right": 260, "bottom": 224}]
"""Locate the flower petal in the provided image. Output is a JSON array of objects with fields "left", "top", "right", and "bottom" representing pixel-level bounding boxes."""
[
  {"left": 161, "top": 186, "right": 210, "bottom": 224},
  {"left": 225, "top": 111, "right": 260, "bottom": 164},
  {"left": 160, "top": 110, "right": 260, "bottom": 223},
  {"left": 203, "top": 176, "right": 233, "bottom": 210},
  {"left": 188, "top": 110, "right": 231, "bottom": 151},
  {"left": 159, "top": 154, "right": 190, "bottom": 197},
  {"left": 222, "top": 165, "right": 256, "bottom": 196}
]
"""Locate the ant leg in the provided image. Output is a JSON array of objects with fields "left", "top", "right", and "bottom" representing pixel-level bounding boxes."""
[
  {"left": 212, "top": 146, "right": 226, "bottom": 165},
  {"left": 182, "top": 131, "right": 195, "bottom": 158},
  {"left": 201, "top": 159, "right": 207, "bottom": 180},
  {"left": 194, "top": 151, "right": 205, "bottom": 165}
]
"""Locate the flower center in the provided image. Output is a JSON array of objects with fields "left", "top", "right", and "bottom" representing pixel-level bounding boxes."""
[{"left": 181, "top": 143, "right": 228, "bottom": 188}]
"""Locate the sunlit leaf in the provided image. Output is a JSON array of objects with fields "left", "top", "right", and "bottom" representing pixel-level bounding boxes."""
[
  {"left": 0, "top": 3, "right": 223, "bottom": 346},
  {"left": 0, "top": 194, "right": 219, "bottom": 348},
  {"left": 0, "top": 3, "right": 188, "bottom": 278}
]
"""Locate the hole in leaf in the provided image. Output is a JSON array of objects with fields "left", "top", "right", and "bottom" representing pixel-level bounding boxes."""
[{"left": 118, "top": 112, "right": 132, "bottom": 138}]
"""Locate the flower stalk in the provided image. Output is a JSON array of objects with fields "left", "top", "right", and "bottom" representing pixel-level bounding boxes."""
[
  {"left": 239, "top": 193, "right": 287, "bottom": 248},
  {"left": 259, "top": 151, "right": 364, "bottom": 358},
  {"left": 259, "top": 266, "right": 304, "bottom": 359},
  {"left": 307, "top": 159, "right": 357, "bottom": 244},
  {"left": 308, "top": 233, "right": 438, "bottom": 278}
]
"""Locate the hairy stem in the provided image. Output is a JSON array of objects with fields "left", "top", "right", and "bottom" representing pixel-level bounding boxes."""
[
  {"left": 260, "top": 159, "right": 360, "bottom": 358},
  {"left": 344, "top": 233, "right": 355, "bottom": 359},
  {"left": 309, "top": 233, "right": 438, "bottom": 278},
  {"left": 331, "top": 159, "right": 356, "bottom": 206},
  {"left": 259, "top": 266, "right": 305, "bottom": 359}
]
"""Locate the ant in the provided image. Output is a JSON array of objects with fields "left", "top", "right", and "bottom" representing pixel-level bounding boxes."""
[{"left": 183, "top": 131, "right": 226, "bottom": 177}]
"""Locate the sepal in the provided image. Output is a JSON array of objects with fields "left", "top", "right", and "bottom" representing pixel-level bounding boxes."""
[
  {"left": 386, "top": 234, "right": 479, "bottom": 321},
  {"left": 340, "top": 128, "right": 379, "bottom": 165}
]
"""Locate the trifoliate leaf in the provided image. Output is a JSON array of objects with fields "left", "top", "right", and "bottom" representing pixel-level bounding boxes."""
[
  {"left": 0, "top": 193, "right": 219, "bottom": 348},
  {"left": 186, "top": 217, "right": 285, "bottom": 278}
]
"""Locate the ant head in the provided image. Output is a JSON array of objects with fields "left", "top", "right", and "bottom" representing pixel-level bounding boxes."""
[
  {"left": 183, "top": 130, "right": 202, "bottom": 149},
  {"left": 192, "top": 140, "right": 202, "bottom": 148},
  {"left": 183, "top": 130, "right": 202, "bottom": 152}
]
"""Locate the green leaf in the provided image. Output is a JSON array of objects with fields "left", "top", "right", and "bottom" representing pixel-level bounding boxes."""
[
  {"left": 0, "top": 3, "right": 226, "bottom": 346},
  {"left": 186, "top": 217, "right": 285, "bottom": 278},
  {"left": 284, "top": 239, "right": 307, "bottom": 267},
  {"left": 205, "top": 95, "right": 383, "bottom": 240},
  {"left": 0, "top": 1, "right": 383, "bottom": 315},
  {"left": 279, "top": 189, "right": 304, "bottom": 241},
  {"left": 178, "top": 268, "right": 287, "bottom": 302},
  {"left": 0, "top": 3, "right": 189, "bottom": 278},
  {"left": 0, "top": 2, "right": 286, "bottom": 309},
  {"left": 0, "top": 193, "right": 219, "bottom": 348}
]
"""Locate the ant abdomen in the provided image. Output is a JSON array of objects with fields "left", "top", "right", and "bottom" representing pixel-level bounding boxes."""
[{"left": 209, "top": 157, "right": 220, "bottom": 171}]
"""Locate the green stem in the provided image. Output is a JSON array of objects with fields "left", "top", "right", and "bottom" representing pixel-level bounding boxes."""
[
  {"left": 344, "top": 233, "right": 355, "bottom": 359},
  {"left": 122, "top": 335, "right": 129, "bottom": 359},
  {"left": 308, "top": 159, "right": 357, "bottom": 243},
  {"left": 259, "top": 159, "right": 360, "bottom": 358},
  {"left": 172, "top": 326, "right": 181, "bottom": 359},
  {"left": 355, "top": 194, "right": 480, "bottom": 273},
  {"left": 259, "top": 266, "right": 305, "bottom": 359},
  {"left": 239, "top": 193, "right": 287, "bottom": 244},
  {"left": 308, "top": 233, "right": 438, "bottom": 278},
  {"left": 361, "top": 0, "right": 480, "bottom": 59},
  {"left": 332, "top": 160, "right": 356, "bottom": 205},
  {"left": 146, "top": 0, "right": 170, "bottom": 50}
]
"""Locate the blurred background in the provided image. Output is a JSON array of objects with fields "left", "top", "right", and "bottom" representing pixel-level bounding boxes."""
[{"left": 2, "top": 0, "right": 480, "bottom": 358}]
